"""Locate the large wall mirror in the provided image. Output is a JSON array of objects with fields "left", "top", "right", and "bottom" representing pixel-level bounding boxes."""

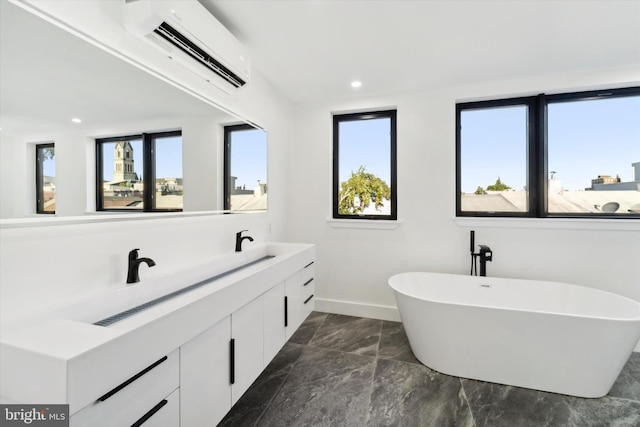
[{"left": 0, "top": 1, "right": 267, "bottom": 225}]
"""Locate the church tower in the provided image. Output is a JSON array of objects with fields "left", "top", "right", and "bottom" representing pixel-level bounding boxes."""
[{"left": 113, "top": 141, "right": 137, "bottom": 182}]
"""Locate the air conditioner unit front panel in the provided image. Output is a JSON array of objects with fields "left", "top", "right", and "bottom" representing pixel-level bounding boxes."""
[{"left": 124, "top": 0, "right": 251, "bottom": 92}]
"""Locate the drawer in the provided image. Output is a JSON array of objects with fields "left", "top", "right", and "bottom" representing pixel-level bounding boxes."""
[
  {"left": 301, "top": 277, "right": 315, "bottom": 315},
  {"left": 301, "top": 275, "right": 314, "bottom": 301},
  {"left": 131, "top": 388, "right": 179, "bottom": 427},
  {"left": 301, "top": 261, "right": 315, "bottom": 284},
  {"left": 71, "top": 349, "right": 179, "bottom": 427}
]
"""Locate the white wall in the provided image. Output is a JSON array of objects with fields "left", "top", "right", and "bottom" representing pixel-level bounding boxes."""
[{"left": 288, "top": 68, "right": 640, "bottom": 352}]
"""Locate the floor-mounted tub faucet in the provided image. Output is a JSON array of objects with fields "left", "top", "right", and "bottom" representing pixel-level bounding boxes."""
[
  {"left": 235, "top": 230, "right": 254, "bottom": 252},
  {"left": 470, "top": 231, "right": 493, "bottom": 277},
  {"left": 127, "top": 248, "right": 156, "bottom": 283}
]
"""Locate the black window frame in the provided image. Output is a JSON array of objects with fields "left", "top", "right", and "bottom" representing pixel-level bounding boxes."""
[
  {"left": 36, "top": 142, "right": 55, "bottom": 215},
  {"left": 332, "top": 110, "right": 398, "bottom": 220},
  {"left": 456, "top": 86, "right": 640, "bottom": 219},
  {"left": 223, "top": 123, "right": 254, "bottom": 211},
  {"left": 96, "top": 130, "right": 182, "bottom": 212}
]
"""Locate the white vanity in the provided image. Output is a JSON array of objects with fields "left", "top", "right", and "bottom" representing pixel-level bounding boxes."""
[{"left": 0, "top": 242, "right": 315, "bottom": 426}]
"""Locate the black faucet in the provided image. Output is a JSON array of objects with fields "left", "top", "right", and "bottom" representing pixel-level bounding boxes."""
[
  {"left": 127, "top": 248, "right": 156, "bottom": 283},
  {"left": 235, "top": 230, "right": 254, "bottom": 252},
  {"left": 470, "top": 231, "right": 493, "bottom": 277},
  {"left": 477, "top": 245, "right": 493, "bottom": 277}
]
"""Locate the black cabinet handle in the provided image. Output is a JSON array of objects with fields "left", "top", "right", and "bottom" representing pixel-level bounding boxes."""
[
  {"left": 131, "top": 399, "right": 168, "bottom": 427},
  {"left": 304, "top": 261, "right": 314, "bottom": 269},
  {"left": 98, "top": 356, "right": 168, "bottom": 402},
  {"left": 284, "top": 296, "right": 288, "bottom": 327},
  {"left": 303, "top": 278, "right": 313, "bottom": 287},
  {"left": 304, "top": 295, "right": 314, "bottom": 305},
  {"left": 230, "top": 338, "right": 235, "bottom": 385}
]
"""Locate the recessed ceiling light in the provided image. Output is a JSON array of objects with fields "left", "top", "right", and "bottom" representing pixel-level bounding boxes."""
[
  {"left": 351, "top": 81, "right": 362, "bottom": 88},
  {"left": 71, "top": 118, "right": 82, "bottom": 123}
]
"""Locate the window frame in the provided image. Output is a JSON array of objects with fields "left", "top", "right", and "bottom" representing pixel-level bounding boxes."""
[
  {"left": 35, "top": 142, "right": 55, "bottom": 215},
  {"left": 95, "top": 130, "right": 182, "bottom": 212},
  {"left": 456, "top": 86, "right": 640, "bottom": 219},
  {"left": 332, "top": 109, "right": 398, "bottom": 220},
  {"left": 223, "top": 123, "right": 255, "bottom": 211}
]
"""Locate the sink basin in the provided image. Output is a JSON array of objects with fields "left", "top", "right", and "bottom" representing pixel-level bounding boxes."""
[
  {"left": 54, "top": 243, "right": 308, "bottom": 327},
  {"left": 93, "top": 255, "right": 275, "bottom": 326}
]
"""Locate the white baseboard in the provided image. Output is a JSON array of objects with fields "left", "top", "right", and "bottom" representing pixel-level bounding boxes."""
[{"left": 314, "top": 298, "right": 401, "bottom": 322}]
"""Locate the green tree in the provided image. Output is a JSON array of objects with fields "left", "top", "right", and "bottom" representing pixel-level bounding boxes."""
[
  {"left": 486, "top": 177, "right": 511, "bottom": 191},
  {"left": 339, "top": 166, "right": 390, "bottom": 215},
  {"left": 42, "top": 147, "right": 55, "bottom": 161},
  {"left": 474, "top": 186, "right": 485, "bottom": 195}
]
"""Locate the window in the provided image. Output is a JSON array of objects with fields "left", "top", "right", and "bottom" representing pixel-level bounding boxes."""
[
  {"left": 36, "top": 143, "right": 55, "bottom": 214},
  {"left": 456, "top": 87, "right": 640, "bottom": 218},
  {"left": 333, "top": 110, "right": 397, "bottom": 220},
  {"left": 223, "top": 124, "right": 268, "bottom": 211},
  {"left": 96, "top": 130, "right": 182, "bottom": 212}
]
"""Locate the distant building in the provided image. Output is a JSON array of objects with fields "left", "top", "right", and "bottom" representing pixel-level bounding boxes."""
[
  {"left": 113, "top": 141, "right": 137, "bottom": 182},
  {"left": 590, "top": 161, "right": 640, "bottom": 191},
  {"left": 42, "top": 176, "right": 56, "bottom": 193}
]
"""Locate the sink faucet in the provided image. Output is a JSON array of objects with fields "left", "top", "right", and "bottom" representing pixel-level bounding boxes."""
[
  {"left": 235, "top": 230, "right": 254, "bottom": 252},
  {"left": 127, "top": 248, "right": 156, "bottom": 283}
]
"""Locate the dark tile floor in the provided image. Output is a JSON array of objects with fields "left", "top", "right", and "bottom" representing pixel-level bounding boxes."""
[{"left": 220, "top": 312, "right": 640, "bottom": 427}]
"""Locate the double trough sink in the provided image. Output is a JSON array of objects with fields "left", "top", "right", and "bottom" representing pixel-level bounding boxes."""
[
  {"left": 93, "top": 255, "right": 275, "bottom": 326},
  {"left": 55, "top": 244, "right": 300, "bottom": 328}
]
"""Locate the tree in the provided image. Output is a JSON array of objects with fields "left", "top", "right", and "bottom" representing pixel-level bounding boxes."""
[
  {"left": 42, "top": 147, "right": 55, "bottom": 161},
  {"left": 486, "top": 177, "right": 511, "bottom": 191},
  {"left": 474, "top": 186, "right": 485, "bottom": 195},
  {"left": 339, "top": 166, "right": 390, "bottom": 215}
]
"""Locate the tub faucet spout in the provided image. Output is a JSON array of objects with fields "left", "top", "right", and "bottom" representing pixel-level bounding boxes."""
[
  {"left": 478, "top": 245, "right": 492, "bottom": 277},
  {"left": 127, "top": 248, "right": 156, "bottom": 283}
]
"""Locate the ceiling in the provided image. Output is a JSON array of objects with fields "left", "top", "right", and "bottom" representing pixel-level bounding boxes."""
[
  {"left": 201, "top": 0, "right": 640, "bottom": 104},
  {"left": 1, "top": 0, "right": 638, "bottom": 135}
]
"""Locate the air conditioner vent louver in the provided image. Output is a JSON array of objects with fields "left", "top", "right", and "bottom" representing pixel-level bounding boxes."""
[{"left": 154, "top": 22, "right": 246, "bottom": 88}]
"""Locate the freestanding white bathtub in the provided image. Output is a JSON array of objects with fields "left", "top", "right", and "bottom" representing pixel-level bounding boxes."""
[{"left": 388, "top": 272, "right": 640, "bottom": 398}]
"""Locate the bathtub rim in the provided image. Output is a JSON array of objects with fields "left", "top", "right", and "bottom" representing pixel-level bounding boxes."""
[{"left": 388, "top": 271, "right": 640, "bottom": 322}]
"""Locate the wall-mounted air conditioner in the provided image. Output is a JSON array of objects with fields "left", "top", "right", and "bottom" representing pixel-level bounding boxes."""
[{"left": 124, "top": 0, "right": 251, "bottom": 94}]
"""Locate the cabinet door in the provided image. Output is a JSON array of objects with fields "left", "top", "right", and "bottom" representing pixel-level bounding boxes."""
[
  {"left": 231, "top": 295, "right": 264, "bottom": 405},
  {"left": 263, "top": 281, "right": 286, "bottom": 365},
  {"left": 180, "top": 316, "right": 231, "bottom": 427},
  {"left": 284, "top": 270, "right": 302, "bottom": 340}
]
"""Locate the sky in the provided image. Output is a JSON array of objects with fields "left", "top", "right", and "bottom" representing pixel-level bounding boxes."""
[
  {"left": 229, "top": 128, "right": 267, "bottom": 189},
  {"left": 461, "top": 95, "right": 640, "bottom": 192},
  {"left": 338, "top": 117, "right": 391, "bottom": 186}
]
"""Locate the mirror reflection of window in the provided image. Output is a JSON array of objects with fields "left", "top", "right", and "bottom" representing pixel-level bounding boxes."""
[
  {"left": 36, "top": 143, "right": 55, "bottom": 214},
  {"left": 153, "top": 133, "right": 184, "bottom": 211},
  {"left": 97, "top": 138, "right": 145, "bottom": 211},
  {"left": 224, "top": 125, "right": 268, "bottom": 211},
  {"left": 95, "top": 131, "right": 183, "bottom": 212}
]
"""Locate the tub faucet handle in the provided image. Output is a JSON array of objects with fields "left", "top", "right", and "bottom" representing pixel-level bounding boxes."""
[{"left": 479, "top": 245, "right": 492, "bottom": 261}]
